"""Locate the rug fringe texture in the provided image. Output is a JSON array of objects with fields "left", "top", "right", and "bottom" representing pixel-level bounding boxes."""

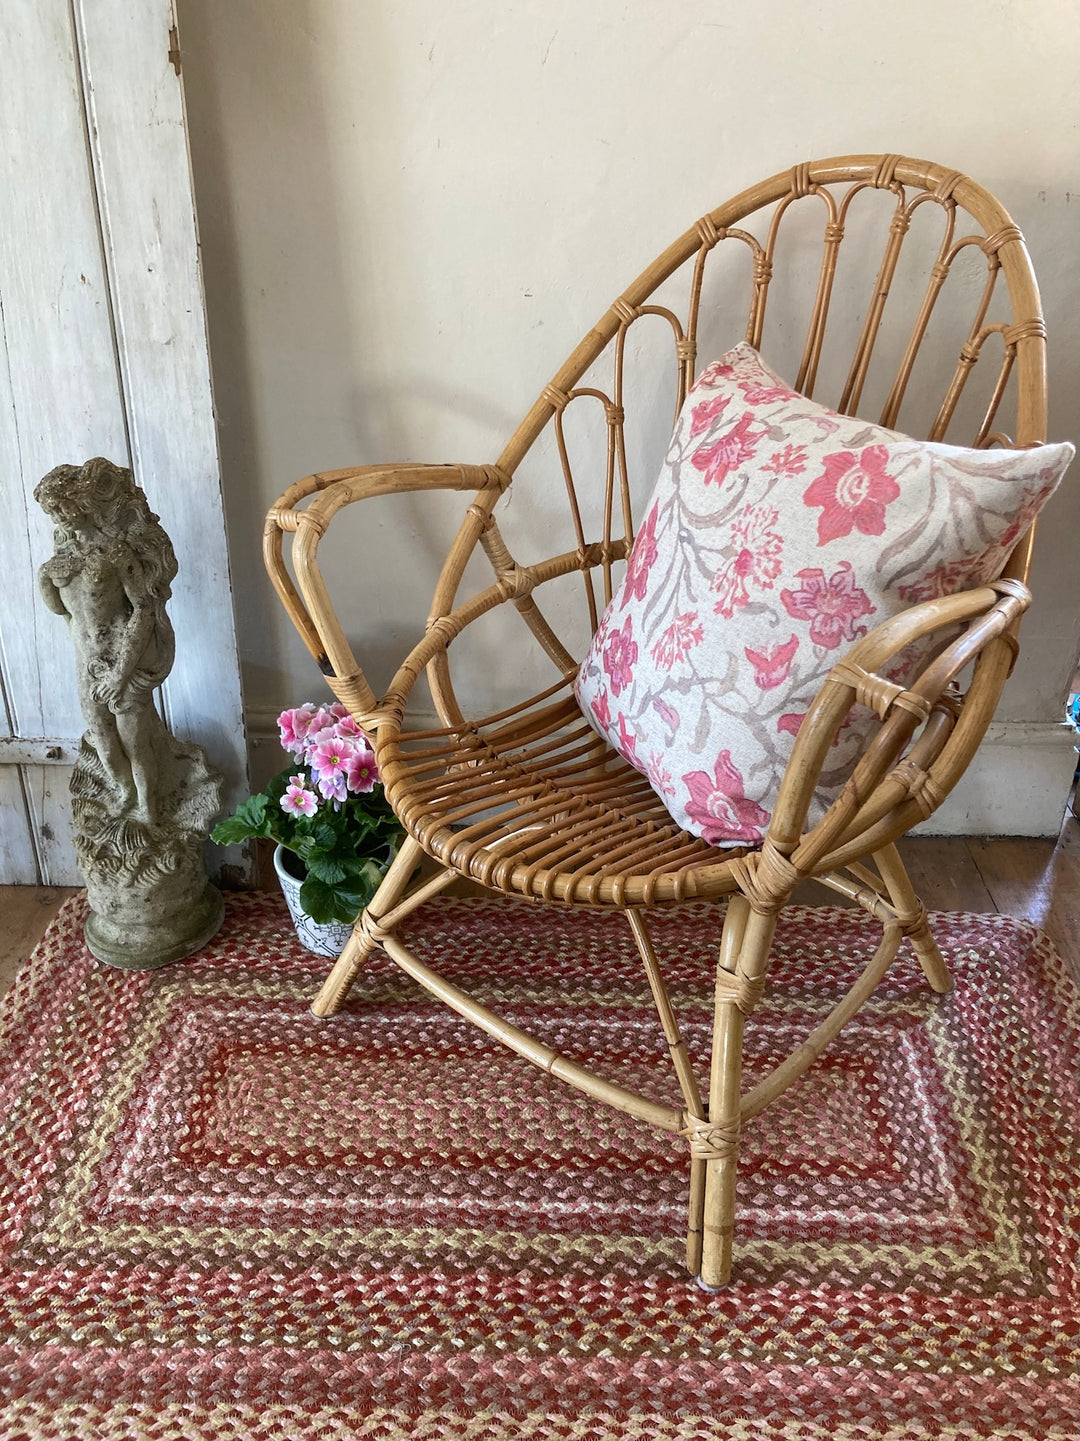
[{"left": 0, "top": 893, "right": 1076, "bottom": 1440}]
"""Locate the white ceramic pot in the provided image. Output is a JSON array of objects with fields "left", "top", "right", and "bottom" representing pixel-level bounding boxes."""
[{"left": 272, "top": 844, "right": 355, "bottom": 958}]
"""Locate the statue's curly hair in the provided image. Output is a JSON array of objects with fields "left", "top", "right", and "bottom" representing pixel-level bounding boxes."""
[{"left": 35, "top": 457, "right": 178, "bottom": 599}]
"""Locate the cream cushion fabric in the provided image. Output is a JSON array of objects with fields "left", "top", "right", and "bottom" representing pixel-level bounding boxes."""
[{"left": 575, "top": 343, "right": 1073, "bottom": 845}]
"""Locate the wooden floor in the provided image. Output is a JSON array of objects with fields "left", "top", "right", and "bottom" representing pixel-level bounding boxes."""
[{"left": 1, "top": 821, "right": 1076, "bottom": 998}]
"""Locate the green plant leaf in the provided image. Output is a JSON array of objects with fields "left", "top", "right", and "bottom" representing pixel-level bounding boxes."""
[
  {"left": 210, "top": 793, "right": 269, "bottom": 844},
  {"left": 298, "top": 876, "right": 358, "bottom": 926},
  {"left": 305, "top": 855, "right": 348, "bottom": 885}
]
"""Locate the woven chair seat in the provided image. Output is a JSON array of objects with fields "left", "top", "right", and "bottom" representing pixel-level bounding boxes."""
[{"left": 382, "top": 681, "right": 741, "bottom": 907}]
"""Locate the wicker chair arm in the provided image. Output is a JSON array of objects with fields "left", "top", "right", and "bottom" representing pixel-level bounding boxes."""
[
  {"left": 763, "top": 579, "right": 1030, "bottom": 881},
  {"left": 263, "top": 462, "right": 510, "bottom": 718}
]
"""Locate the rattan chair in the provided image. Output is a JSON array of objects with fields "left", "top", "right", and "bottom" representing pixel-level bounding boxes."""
[{"left": 265, "top": 155, "right": 1050, "bottom": 1289}]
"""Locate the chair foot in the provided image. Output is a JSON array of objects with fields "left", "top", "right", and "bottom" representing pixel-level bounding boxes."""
[
  {"left": 694, "top": 1274, "right": 730, "bottom": 1294},
  {"left": 873, "top": 843, "right": 953, "bottom": 993}
]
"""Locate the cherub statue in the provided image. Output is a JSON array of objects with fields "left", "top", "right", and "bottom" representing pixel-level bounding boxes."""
[
  {"left": 35, "top": 458, "right": 224, "bottom": 969},
  {"left": 36, "top": 457, "right": 178, "bottom": 824}
]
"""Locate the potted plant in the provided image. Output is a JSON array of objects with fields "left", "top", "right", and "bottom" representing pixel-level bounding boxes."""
[{"left": 212, "top": 702, "right": 405, "bottom": 956}]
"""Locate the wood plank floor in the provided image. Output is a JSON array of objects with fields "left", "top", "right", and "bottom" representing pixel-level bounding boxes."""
[{"left": 2, "top": 821, "right": 1076, "bottom": 999}]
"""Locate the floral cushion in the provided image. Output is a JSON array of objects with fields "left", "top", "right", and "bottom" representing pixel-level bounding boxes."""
[{"left": 575, "top": 343, "right": 1073, "bottom": 847}]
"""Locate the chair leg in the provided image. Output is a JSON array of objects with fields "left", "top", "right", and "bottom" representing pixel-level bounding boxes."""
[
  {"left": 697, "top": 898, "right": 778, "bottom": 1291},
  {"left": 873, "top": 842, "right": 952, "bottom": 994},
  {"left": 311, "top": 835, "right": 428, "bottom": 1017}
]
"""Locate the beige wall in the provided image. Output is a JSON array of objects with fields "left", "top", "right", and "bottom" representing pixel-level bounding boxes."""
[{"left": 179, "top": 0, "right": 1079, "bottom": 738}]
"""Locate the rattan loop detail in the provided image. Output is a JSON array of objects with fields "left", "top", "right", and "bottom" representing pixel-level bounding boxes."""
[
  {"left": 1004, "top": 318, "right": 1048, "bottom": 347},
  {"left": 873, "top": 154, "right": 901, "bottom": 188},
  {"left": 933, "top": 169, "right": 965, "bottom": 201},
  {"left": 714, "top": 966, "right": 766, "bottom": 1015},
  {"left": 790, "top": 162, "right": 812, "bottom": 198},
  {"left": 605, "top": 403, "right": 626, "bottom": 426},
  {"left": 326, "top": 670, "right": 374, "bottom": 715},
  {"left": 729, "top": 841, "right": 800, "bottom": 913},
  {"left": 358, "top": 910, "right": 393, "bottom": 945},
  {"left": 829, "top": 660, "right": 932, "bottom": 722},
  {"left": 612, "top": 297, "right": 640, "bottom": 325},
  {"left": 823, "top": 222, "right": 845, "bottom": 245},
  {"left": 542, "top": 384, "right": 571, "bottom": 411},
  {"left": 680, "top": 1116, "right": 739, "bottom": 1162},
  {"left": 889, "top": 759, "right": 945, "bottom": 819},
  {"left": 481, "top": 463, "right": 514, "bottom": 492},
  {"left": 896, "top": 897, "right": 929, "bottom": 937},
  {"left": 753, "top": 255, "right": 773, "bottom": 285},
  {"left": 695, "top": 215, "right": 722, "bottom": 248},
  {"left": 989, "top": 576, "right": 1031, "bottom": 603},
  {"left": 675, "top": 338, "right": 696, "bottom": 364},
  {"left": 983, "top": 224, "right": 1023, "bottom": 254}
]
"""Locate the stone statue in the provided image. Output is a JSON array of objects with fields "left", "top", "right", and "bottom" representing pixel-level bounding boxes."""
[{"left": 36, "top": 457, "right": 225, "bottom": 968}]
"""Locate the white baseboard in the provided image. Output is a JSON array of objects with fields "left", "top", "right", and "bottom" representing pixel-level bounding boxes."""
[
  {"left": 909, "top": 721, "right": 1076, "bottom": 838},
  {"left": 247, "top": 711, "right": 1076, "bottom": 840}
]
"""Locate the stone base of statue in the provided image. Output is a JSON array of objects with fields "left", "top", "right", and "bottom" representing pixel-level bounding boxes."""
[{"left": 72, "top": 736, "right": 226, "bottom": 970}]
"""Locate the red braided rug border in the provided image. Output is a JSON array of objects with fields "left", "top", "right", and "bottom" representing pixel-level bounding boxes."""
[{"left": 0, "top": 894, "right": 1076, "bottom": 1439}]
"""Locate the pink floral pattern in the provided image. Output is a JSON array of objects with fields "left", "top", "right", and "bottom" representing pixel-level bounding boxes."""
[
  {"left": 803, "top": 446, "right": 901, "bottom": 545},
  {"left": 691, "top": 413, "right": 764, "bottom": 487},
  {"left": 601, "top": 617, "right": 637, "bottom": 697},
  {"left": 650, "top": 611, "right": 704, "bottom": 669},
  {"left": 710, "top": 504, "right": 784, "bottom": 617},
  {"left": 574, "top": 343, "right": 1073, "bottom": 846},
  {"left": 682, "top": 752, "right": 770, "bottom": 845},
  {"left": 781, "top": 564, "right": 875, "bottom": 649},
  {"left": 621, "top": 502, "right": 660, "bottom": 605},
  {"left": 688, "top": 393, "right": 731, "bottom": 439},
  {"left": 744, "top": 635, "right": 799, "bottom": 690}
]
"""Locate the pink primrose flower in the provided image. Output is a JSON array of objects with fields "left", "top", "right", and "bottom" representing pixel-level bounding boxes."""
[
  {"left": 602, "top": 616, "right": 638, "bottom": 698},
  {"left": 309, "top": 732, "right": 358, "bottom": 785},
  {"left": 710, "top": 504, "right": 784, "bottom": 618},
  {"left": 314, "top": 767, "right": 348, "bottom": 804},
  {"left": 682, "top": 751, "right": 770, "bottom": 846},
  {"left": 649, "top": 611, "right": 704, "bottom": 670},
  {"left": 691, "top": 413, "right": 765, "bottom": 488},
  {"left": 280, "top": 774, "right": 318, "bottom": 818},
  {"left": 781, "top": 563, "right": 875, "bottom": 649},
  {"left": 278, "top": 704, "right": 318, "bottom": 757},
  {"left": 743, "top": 634, "right": 799, "bottom": 690},
  {"left": 333, "top": 711, "right": 366, "bottom": 741},
  {"left": 802, "top": 445, "right": 901, "bottom": 546},
  {"left": 589, "top": 690, "right": 611, "bottom": 730},
  {"left": 344, "top": 743, "right": 379, "bottom": 794},
  {"left": 621, "top": 502, "right": 661, "bottom": 606}
]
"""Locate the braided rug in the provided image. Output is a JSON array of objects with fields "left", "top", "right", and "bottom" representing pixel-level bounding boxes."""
[{"left": 0, "top": 894, "right": 1075, "bottom": 1440}]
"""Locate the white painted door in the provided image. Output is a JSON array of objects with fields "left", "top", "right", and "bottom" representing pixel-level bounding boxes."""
[{"left": 0, "top": 0, "right": 247, "bottom": 883}]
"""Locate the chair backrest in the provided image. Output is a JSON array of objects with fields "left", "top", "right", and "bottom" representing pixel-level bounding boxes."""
[{"left": 423, "top": 155, "right": 1047, "bottom": 727}]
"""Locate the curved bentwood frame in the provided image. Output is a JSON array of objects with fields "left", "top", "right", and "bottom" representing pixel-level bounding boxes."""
[{"left": 264, "top": 156, "right": 1049, "bottom": 1289}]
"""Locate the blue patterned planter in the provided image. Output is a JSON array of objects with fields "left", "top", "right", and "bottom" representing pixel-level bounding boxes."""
[{"left": 272, "top": 844, "right": 357, "bottom": 958}]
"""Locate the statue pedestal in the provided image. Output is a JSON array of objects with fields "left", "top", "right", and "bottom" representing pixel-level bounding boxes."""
[
  {"left": 72, "top": 737, "right": 226, "bottom": 970},
  {"left": 84, "top": 880, "right": 224, "bottom": 970}
]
